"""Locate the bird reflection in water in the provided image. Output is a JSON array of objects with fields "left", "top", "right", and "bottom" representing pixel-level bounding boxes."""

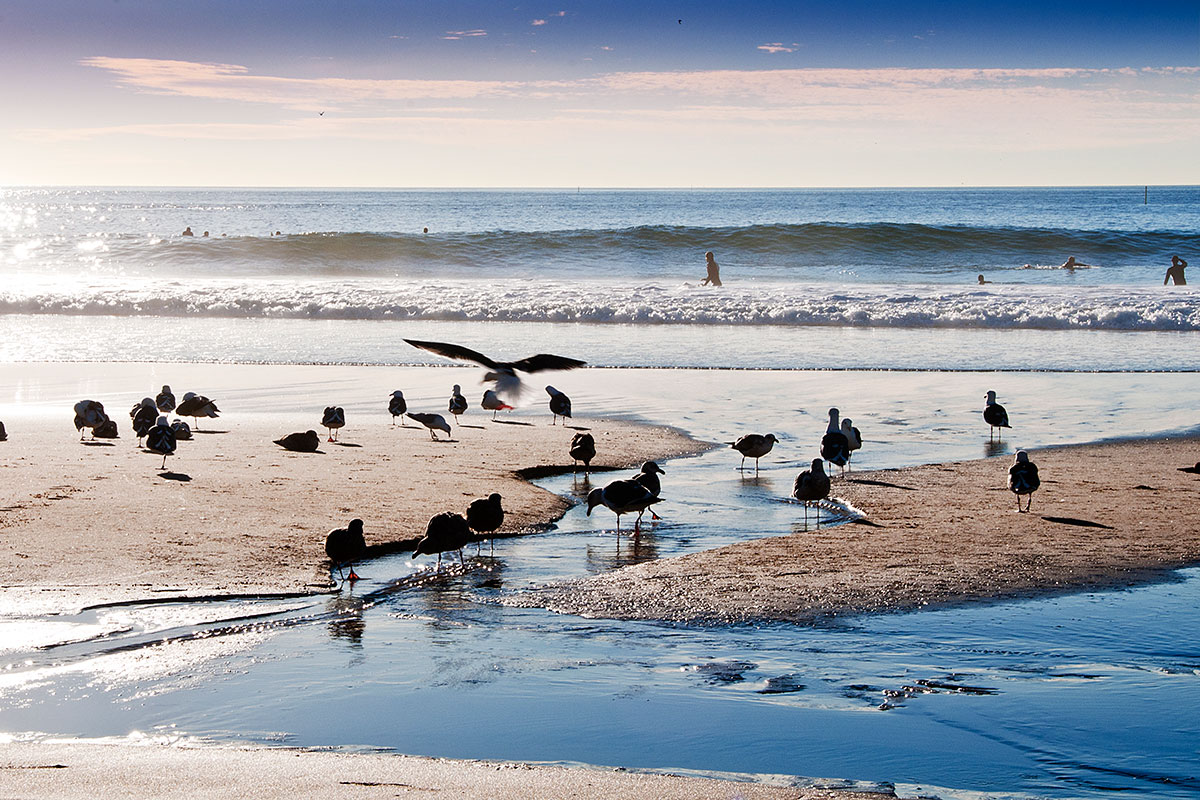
[
  {"left": 586, "top": 528, "right": 660, "bottom": 572},
  {"left": 984, "top": 439, "right": 1011, "bottom": 459},
  {"left": 326, "top": 593, "right": 366, "bottom": 646}
]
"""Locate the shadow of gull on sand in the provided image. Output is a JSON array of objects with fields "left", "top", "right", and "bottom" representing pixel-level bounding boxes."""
[{"left": 1041, "top": 516, "right": 1112, "bottom": 529}]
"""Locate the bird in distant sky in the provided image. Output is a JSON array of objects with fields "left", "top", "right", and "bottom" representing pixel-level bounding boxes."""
[{"left": 404, "top": 339, "right": 585, "bottom": 402}]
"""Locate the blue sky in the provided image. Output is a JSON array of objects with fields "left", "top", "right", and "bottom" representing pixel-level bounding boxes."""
[{"left": 1, "top": 1, "right": 1196, "bottom": 186}]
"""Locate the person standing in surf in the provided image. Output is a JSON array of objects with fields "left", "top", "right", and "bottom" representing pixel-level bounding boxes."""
[
  {"left": 700, "top": 251, "right": 722, "bottom": 286},
  {"left": 1164, "top": 255, "right": 1188, "bottom": 285}
]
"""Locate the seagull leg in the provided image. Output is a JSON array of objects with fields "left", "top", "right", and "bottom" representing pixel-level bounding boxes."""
[{"left": 347, "top": 564, "right": 360, "bottom": 581}]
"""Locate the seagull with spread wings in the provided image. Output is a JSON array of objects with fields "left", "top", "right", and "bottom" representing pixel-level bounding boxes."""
[{"left": 404, "top": 339, "right": 586, "bottom": 401}]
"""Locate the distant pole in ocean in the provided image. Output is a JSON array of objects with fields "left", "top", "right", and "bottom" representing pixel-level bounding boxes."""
[{"left": 1145, "top": 186, "right": 1148, "bottom": 204}]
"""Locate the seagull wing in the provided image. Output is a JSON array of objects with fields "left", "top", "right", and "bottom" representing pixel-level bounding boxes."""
[
  {"left": 508, "top": 353, "right": 587, "bottom": 373},
  {"left": 404, "top": 339, "right": 499, "bottom": 369}
]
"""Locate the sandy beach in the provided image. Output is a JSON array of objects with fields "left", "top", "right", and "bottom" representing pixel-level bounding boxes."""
[
  {"left": 520, "top": 435, "right": 1200, "bottom": 623},
  {"left": 0, "top": 370, "right": 702, "bottom": 615}
]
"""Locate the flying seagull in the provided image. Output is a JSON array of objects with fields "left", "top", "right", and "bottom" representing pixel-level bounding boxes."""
[{"left": 404, "top": 339, "right": 585, "bottom": 401}]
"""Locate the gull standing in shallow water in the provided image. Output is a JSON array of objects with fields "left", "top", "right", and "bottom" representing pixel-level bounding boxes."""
[
  {"left": 1008, "top": 450, "right": 1040, "bottom": 512},
  {"left": 793, "top": 458, "right": 831, "bottom": 528},
  {"left": 633, "top": 461, "right": 665, "bottom": 519},
  {"left": 388, "top": 390, "right": 408, "bottom": 426},
  {"left": 587, "top": 478, "right": 661, "bottom": 534},
  {"left": 326, "top": 518, "right": 366, "bottom": 582},
  {"left": 466, "top": 493, "right": 504, "bottom": 554},
  {"left": 407, "top": 412, "right": 452, "bottom": 440},
  {"left": 731, "top": 433, "right": 777, "bottom": 473},
  {"left": 984, "top": 390, "right": 1011, "bottom": 441},
  {"left": 413, "top": 512, "right": 472, "bottom": 568},
  {"left": 177, "top": 392, "right": 220, "bottom": 429},
  {"left": 403, "top": 339, "right": 585, "bottom": 402}
]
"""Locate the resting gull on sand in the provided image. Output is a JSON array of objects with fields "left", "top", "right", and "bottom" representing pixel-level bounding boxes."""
[
  {"left": 448, "top": 385, "right": 468, "bottom": 424},
  {"left": 145, "top": 416, "right": 177, "bottom": 470},
  {"left": 387, "top": 390, "right": 407, "bottom": 426},
  {"left": 1008, "top": 450, "right": 1040, "bottom": 512},
  {"left": 177, "top": 392, "right": 220, "bottom": 429},
  {"left": 321, "top": 406, "right": 345, "bottom": 442}
]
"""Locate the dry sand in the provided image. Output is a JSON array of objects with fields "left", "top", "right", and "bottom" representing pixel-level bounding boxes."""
[
  {"left": 520, "top": 435, "right": 1200, "bottom": 624},
  {"left": 0, "top": 409, "right": 702, "bottom": 615}
]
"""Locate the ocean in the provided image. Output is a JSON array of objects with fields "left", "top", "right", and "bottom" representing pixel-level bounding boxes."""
[{"left": 1, "top": 187, "right": 1199, "bottom": 798}]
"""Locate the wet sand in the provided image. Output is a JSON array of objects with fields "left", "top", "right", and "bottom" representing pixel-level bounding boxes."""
[
  {"left": 519, "top": 435, "right": 1200, "bottom": 623},
  {"left": 0, "top": 740, "right": 884, "bottom": 800}
]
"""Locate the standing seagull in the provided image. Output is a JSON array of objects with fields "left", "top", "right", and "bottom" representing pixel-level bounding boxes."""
[
  {"left": 793, "top": 458, "right": 831, "bottom": 528},
  {"left": 145, "top": 416, "right": 177, "bottom": 470},
  {"left": 587, "top": 478, "right": 661, "bottom": 534},
  {"left": 633, "top": 461, "right": 665, "bottom": 520},
  {"left": 155, "top": 385, "right": 176, "bottom": 413},
  {"left": 466, "top": 493, "right": 505, "bottom": 554},
  {"left": 130, "top": 398, "right": 158, "bottom": 445},
  {"left": 177, "top": 392, "right": 220, "bottom": 429},
  {"left": 820, "top": 408, "right": 851, "bottom": 477},
  {"left": 388, "top": 390, "right": 408, "bottom": 426},
  {"left": 274, "top": 430, "right": 320, "bottom": 452},
  {"left": 73, "top": 400, "right": 110, "bottom": 440},
  {"left": 546, "top": 385, "right": 572, "bottom": 424},
  {"left": 170, "top": 419, "right": 192, "bottom": 440},
  {"left": 841, "top": 418, "right": 862, "bottom": 468},
  {"left": 731, "top": 433, "right": 777, "bottom": 473},
  {"left": 407, "top": 412, "right": 452, "bottom": 440},
  {"left": 984, "top": 390, "right": 1011, "bottom": 440},
  {"left": 321, "top": 406, "right": 346, "bottom": 442},
  {"left": 448, "top": 385, "right": 468, "bottom": 425},
  {"left": 481, "top": 389, "right": 513, "bottom": 420},
  {"left": 326, "top": 518, "right": 367, "bottom": 582},
  {"left": 413, "top": 512, "right": 472, "bottom": 568},
  {"left": 1008, "top": 450, "right": 1040, "bottom": 512},
  {"left": 569, "top": 432, "right": 596, "bottom": 475},
  {"left": 404, "top": 339, "right": 585, "bottom": 402}
]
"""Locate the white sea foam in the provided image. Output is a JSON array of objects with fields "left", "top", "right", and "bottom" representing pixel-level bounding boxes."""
[{"left": 1, "top": 278, "right": 1196, "bottom": 332}]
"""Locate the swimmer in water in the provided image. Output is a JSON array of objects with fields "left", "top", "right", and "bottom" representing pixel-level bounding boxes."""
[
  {"left": 1164, "top": 255, "right": 1188, "bottom": 286},
  {"left": 1061, "top": 256, "right": 1089, "bottom": 269},
  {"left": 977, "top": 274, "right": 991, "bottom": 284},
  {"left": 700, "top": 251, "right": 722, "bottom": 286}
]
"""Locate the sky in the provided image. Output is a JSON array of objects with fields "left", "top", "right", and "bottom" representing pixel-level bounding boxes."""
[{"left": 1, "top": 1, "right": 1197, "bottom": 187}]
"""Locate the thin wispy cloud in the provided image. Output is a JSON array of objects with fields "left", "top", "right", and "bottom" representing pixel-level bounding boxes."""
[
  {"left": 532, "top": 19, "right": 547, "bottom": 26},
  {"left": 757, "top": 43, "right": 796, "bottom": 54},
  {"left": 441, "top": 29, "right": 488, "bottom": 40}
]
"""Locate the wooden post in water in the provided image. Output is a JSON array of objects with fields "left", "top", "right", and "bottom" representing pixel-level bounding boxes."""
[{"left": 1145, "top": 186, "right": 1148, "bottom": 204}]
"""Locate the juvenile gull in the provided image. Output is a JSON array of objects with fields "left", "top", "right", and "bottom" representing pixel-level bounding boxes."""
[
  {"left": 321, "top": 406, "right": 345, "bottom": 442},
  {"left": 274, "top": 430, "right": 320, "bottom": 452},
  {"left": 448, "top": 385, "right": 468, "bottom": 425},
  {"left": 481, "top": 389, "right": 513, "bottom": 420},
  {"left": 546, "top": 385, "right": 572, "bottom": 425},
  {"left": 387, "top": 390, "right": 407, "bottom": 426},
  {"left": 413, "top": 512, "right": 472, "bottom": 568},
  {"left": 569, "top": 432, "right": 596, "bottom": 475},
  {"left": 731, "top": 433, "right": 777, "bottom": 473},
  {"left": 407, "top": 412, "right": 452, "bottom": 440},
  {"left": 404, "top": 338, "right": 585, "bottom": 401},
  {"left": 820, "top": 408, "right": 851, "bottom": 477},
  {"left": 145, "top": 416, "right": 177, "bottom": 470},
  {"left": 155, "top": 385, "right": 176, "bottom": 413},
  {"left": 984, "top": 390, "right": 1011, "bottom": 441},
  {"left": 792, "top": 458, "right": 831, "bottom": 528},
  {"left": 586, "top": 478, "right": 661, "bottom": 534},
  {"left": 1008, "top": 450, "right": 1040, "bottom": 512},
  {"left": 177, "top": 392, "right": 220, "bottom": 429},
  {"left": 325, "top": 518, "right": 366, "bottom": 582}
]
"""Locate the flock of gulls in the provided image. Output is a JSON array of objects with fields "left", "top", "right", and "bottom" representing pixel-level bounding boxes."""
[{"left": 46, "top": 337, "right": 1047, "bottom": 584}]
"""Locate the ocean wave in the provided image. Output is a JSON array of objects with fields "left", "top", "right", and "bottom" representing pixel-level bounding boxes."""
[
  {"left": 2, "top": 279, "right": 1196, "bottom": 332},
  {"left": 6, "top": 222, "right": 1192, "bottom": 279}
]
